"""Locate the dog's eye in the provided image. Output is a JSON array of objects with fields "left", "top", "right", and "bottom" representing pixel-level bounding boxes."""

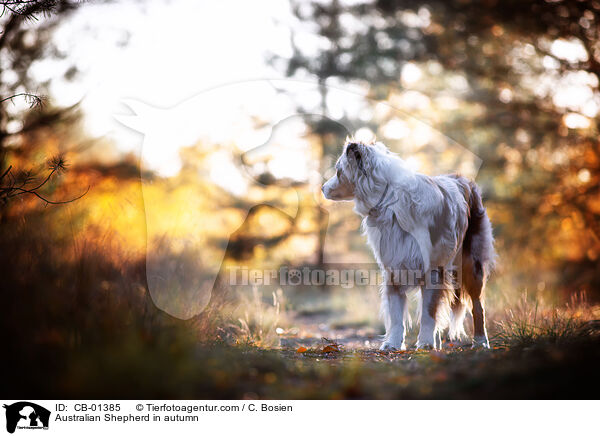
[{"left": 336, "top": 168, "right": 342, "bottom": 179}]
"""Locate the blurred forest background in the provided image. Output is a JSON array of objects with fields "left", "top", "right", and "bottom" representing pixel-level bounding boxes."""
[{"left": 2, "top": 0, "right": 600, "bottom": 398}]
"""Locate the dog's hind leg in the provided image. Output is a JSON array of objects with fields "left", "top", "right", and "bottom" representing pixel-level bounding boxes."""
[
  {"left": 471, "top": 299, "right": 489, "bottom": 348},
  {"left": 417, "top": 268, "right": 453, "bottom": 350},
  {"left": 448, "top": 289, "right": 467, "bottom": 343},
  {"left": 416, "top": 287, "right": 440, "bottom": 350},
  {"left": 463, "top": 257, "right": 490, "bottom": 348}
]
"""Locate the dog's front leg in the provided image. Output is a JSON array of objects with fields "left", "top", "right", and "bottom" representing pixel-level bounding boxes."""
[
  {"left": 417, "top": 287, "right": 441, "bottom": 350},
  {"left": 380, "top": 285, "right": 407, "bottom": 351}
]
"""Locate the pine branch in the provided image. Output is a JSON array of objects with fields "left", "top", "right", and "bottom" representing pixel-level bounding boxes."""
[{"left": 1, "top": 157, "right": 89, "bottom": 206}]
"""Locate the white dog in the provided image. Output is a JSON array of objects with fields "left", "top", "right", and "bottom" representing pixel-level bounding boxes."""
[{"left": 322, "top": 139, "right": 496, "bottom": 350}]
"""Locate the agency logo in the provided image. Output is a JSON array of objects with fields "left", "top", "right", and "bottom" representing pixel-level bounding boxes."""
[{"left": 3, "top": 402, "right": 50, "bottom": 434}]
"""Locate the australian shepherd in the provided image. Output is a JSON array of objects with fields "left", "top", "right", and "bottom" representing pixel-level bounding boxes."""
[{"left": 322, "top": 139, "right": 496, "bottom": 350}]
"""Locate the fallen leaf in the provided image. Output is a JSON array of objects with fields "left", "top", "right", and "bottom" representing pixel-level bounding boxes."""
[
  {"left": 296, "top": 346, "right": 307, "bottom": 353},
  {"left": 322, "top": 345, "right": 340, "bottom": 353}
]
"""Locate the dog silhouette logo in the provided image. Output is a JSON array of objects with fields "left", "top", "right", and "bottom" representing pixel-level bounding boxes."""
[
  {"left": 114, "top": 81, "right": 355, "bottom": 319},
  {"left": 3, "top": 402, "right": 50, "bottom": 434}
]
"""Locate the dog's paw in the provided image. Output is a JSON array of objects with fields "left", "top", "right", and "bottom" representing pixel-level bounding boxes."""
[
  {"left": 380, "top": 341, "right": 406, "bottom": 352},
  {"left": 472, "top": 336, "right": 490, "bottom": 349}
]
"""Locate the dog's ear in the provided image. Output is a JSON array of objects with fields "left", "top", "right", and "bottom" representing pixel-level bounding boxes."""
[
  {"left": 346, "top": 142, "right": 360, "bottom": 160},
  {"left": 346, "top": 142, "right": 366, "bottom": 174}
]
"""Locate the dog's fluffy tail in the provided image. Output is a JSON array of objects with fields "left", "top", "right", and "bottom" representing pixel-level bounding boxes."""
[{"left": 463, "top": 179, "right": 497, "bottom": 274}]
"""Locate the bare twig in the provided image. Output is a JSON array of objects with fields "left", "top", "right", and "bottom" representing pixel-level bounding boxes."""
[{"left": 1, "top": 93, "right": 46, "bottom": 109}]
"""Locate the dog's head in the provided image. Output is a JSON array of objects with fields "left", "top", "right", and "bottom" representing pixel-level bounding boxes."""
[{"left": 322, "top": 139, "right": 389, "bottom": 201}]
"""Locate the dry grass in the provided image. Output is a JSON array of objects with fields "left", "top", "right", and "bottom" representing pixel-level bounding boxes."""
[
  {"left": 228, "top": 286, "right": 288, "bottom": 347},
  {"left": 493, "top": 292, "right": 600, "bottom": 347}
]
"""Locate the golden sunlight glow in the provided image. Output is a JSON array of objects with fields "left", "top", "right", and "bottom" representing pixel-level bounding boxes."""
[
  {"left": 551, "top": 38, "right": 588, "bottom": 63},
  {"left": 563, "top": 113, "right": 591, "bottom": 129},
  {"left": 578, "top": 168, "right": 591, "bottom": 183},
  {"left": 401, "top": 62, "right": 422, "bottom": 85}
]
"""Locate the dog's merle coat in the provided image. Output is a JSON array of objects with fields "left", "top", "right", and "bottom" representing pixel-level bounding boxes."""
[{"left": 322, "top": 140, "right": 496, "bottom": 350}]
